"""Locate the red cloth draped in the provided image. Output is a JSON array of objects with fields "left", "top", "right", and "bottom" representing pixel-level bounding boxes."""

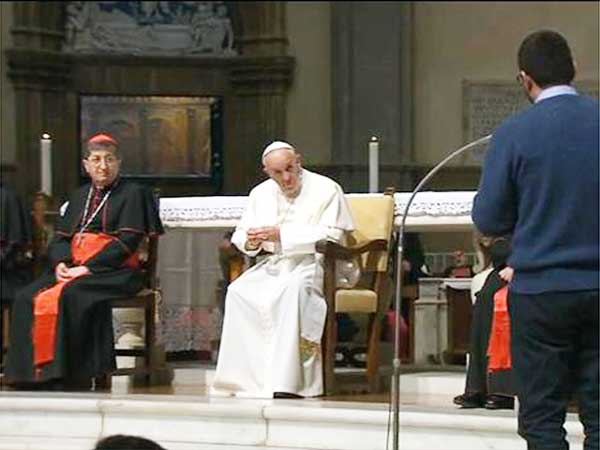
[
  {"left": 32, "top": 232, "right": 139, "bottom": 370},
  {"left": 487, "top": 285, "right": 512, "bottom": 371}
]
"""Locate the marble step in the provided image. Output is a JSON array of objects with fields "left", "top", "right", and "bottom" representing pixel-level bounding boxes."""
[
  {"left": 0, "top": 391, "right": 585, "bottom": 450},
  {"left": 397, "top": 371, "right": 465, "bottom": 395}
]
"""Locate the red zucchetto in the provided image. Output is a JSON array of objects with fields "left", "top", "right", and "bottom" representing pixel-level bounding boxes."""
[{"left": 87, "top": 132, "right": 118, "bottom": 146}]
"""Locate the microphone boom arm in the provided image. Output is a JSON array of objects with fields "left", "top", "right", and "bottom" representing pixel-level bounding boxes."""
[{"left": 390, "top": 134, "right": 492, "bottom": 450}]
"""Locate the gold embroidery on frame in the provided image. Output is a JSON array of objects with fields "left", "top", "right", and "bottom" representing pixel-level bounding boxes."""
[{"left": 299, "top": 337, "right": 320, "bottom": 363}]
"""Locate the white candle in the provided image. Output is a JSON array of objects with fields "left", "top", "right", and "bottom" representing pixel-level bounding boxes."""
[
  {"left": 40, "top": 133, "right": 52, "bottom": 196},
  {"left": 368, "top": 136, "right": 379, "bottom": 193}
]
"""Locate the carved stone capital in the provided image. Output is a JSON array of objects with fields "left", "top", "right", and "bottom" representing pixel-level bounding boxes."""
[
  {"left": 5, "top": 48, "right": 72, "bottom": 91},
  {"left": 229, "top": 56, "right": 294, "bottom": 96}
]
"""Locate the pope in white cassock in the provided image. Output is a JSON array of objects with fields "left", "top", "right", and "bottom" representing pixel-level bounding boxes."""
[{"left": 211, "top": 141, "right": 354, "bottom": 398}]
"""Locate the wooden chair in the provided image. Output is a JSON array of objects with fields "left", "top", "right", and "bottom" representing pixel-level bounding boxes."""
[
  {"left": 444, "top": 285, "right": 472, "bottom": 365},
  {"left": 2, "top": 192, "right": 51, "bottom": 367},
  {"left": 1, "top": 304, "right": 10, "bottom": 365},
  {"left": 316, "top": 189, "right": 396, "bottom": 395},
  {"left": 1, "top": 243, "right": 35, "bottom": 367},
  {"left": 100, "top": 188, "right": 164, "bottom": 387},
  {"left": 105, "top": 234, "right": 161, "bottom": 385},
  {"left": 401, "top": 283, "right": 419, "bottom": 364}
]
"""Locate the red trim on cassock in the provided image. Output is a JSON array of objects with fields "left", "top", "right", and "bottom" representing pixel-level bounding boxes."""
[
  {"left": 487, "top": 285, "right": 512, "bottom": 372},
  {"left": 32, "top": 232, "right": 140, "bottom": 371}
]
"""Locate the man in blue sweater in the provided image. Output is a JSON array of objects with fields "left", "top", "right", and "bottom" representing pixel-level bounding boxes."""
[{"left": 472, "top": 30, "right": 599, "bottom": 450}]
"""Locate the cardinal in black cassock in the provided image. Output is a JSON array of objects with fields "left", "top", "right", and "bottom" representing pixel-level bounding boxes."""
[{"left": 4, "top": 133, "right": 163, "bottom": 388}]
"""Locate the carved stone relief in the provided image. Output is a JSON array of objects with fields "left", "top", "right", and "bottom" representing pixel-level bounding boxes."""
[{"left": 64, "top": 1, "right": 236, "bottom": 55}]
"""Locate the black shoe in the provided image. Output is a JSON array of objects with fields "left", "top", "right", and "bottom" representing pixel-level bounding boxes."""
[
  {"left": 273, "top": 392, "right": 304, "bottom": 399},
  {"left": 453, "top": 392, "right": 485, "bottom": 408},
  {"left": 93, "top": 374, "right": 112, "bottom": 391},
  {"left": 7, "top": 379, "right": 63, "bottom": 391},
  {"left": 63, "top": 377, "right": 92, "bottom": 392},
  {"left": 334, "top": 347, "right": 350, "bottom": 367},
  {"left": 484, "top": 395, "right": 514, "bottom": 410},
  {"left": 348, "top": 347, "right": 367, "bottom": 368}
]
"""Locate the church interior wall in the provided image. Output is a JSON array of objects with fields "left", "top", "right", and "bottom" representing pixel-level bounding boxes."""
[
  {"left": 285, "top": 1, "right": 332, "bottom": 166},
  {"left": 0, "top": 1, "right": 16, "bottom": 171},
  {"left": 412, "top": 1, "right": 599, "bottom": 256},
  {"left": 1, "top": 1, "right": 295, "bottom": 200},
  {"left": 0, "top": 1, "right": 598, "bottom": 258},
  {"left": 412, "top": 1, "right": 599, "bottom": 167},
  {"left": 282, "top": 2, "right": 598, "bottom": 193}
]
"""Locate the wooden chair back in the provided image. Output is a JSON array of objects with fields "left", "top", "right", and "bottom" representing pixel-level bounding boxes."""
[
  {"left": 319, "top": 188, "right": 396, "bottom": 395},
  {"left": 345, "top": 194, "right": 395, "bottom": 273},
  {"left": 108, "top": 190, "right": 162, "bottom": 385}
]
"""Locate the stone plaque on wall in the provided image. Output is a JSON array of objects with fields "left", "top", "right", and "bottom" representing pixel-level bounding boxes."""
[{"left": 462, "top": 80, "right": 599, "bottom": 166}]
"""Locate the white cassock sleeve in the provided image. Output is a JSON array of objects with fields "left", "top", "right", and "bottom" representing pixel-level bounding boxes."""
[
  {"left": 230, "top": 191, "right": 262, "bottom": 257},
  {"left": 279, "top": 187, "right": 353, "bottom": 256}
]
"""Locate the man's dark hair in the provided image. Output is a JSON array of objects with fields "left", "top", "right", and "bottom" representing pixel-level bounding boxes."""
[
  {"left": 517, "top": 30, "right": 575, "bottom": 88},
  {"left": 94, "top": 434, "right": 166, "bottom": 450}
]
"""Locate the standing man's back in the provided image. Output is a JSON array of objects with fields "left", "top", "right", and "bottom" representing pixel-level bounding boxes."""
[
  {"left": 472, "top": 30, "right": 599, "bottom": 450},
  {"left": 474, "top": 92, "right": 599, "bottom": 294}
]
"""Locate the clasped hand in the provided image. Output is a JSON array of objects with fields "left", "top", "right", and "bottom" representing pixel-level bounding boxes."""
[
  {"left": 499, "top": 266, "right": 514, "bottom": 283},
  {"left": 246, "top": 226, "right": 280, "bottom": 249},
  {"left": 55, "top": 262, "right": 91, "bottom": 282}
]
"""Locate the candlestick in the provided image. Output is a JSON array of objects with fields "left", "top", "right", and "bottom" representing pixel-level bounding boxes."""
[
  {"left": 368, "top": 136, "right": 379, "bottom": 193},
  {"left": 40, "top": 133, "right": 52, "bottom": 197}
]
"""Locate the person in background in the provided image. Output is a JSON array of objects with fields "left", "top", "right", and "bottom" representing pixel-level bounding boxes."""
[
  {"left": 443, "top": 250, "right": 474, "bottom": 278},
  {"left": 472, "top": 30, "right": 598, "bottom": 450},
  {"left": 4, "top": 132, "right": 163, "bottom": 390},
  {"left": 454, "top": 236, "right": 514, "bottom": 410}
]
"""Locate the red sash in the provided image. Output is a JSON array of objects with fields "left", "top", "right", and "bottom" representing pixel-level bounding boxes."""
[
  {"left": 487, "top": 285, "right": 512, "bottom": 371},
  {"left": 32, "top": 233, "right": 140, "bottom": 370}
]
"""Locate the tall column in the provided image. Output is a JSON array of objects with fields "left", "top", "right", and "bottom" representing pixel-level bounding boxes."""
[
  {"left": 226, "top": 2, "right": 294, "bottom": 194},
  {"left": 331, "top": 2, "right": 414, "bottom": 191},
  {"left": 7, "top": 1, "right": 73, "bottom": 203},
  {"left": 234, "top": 1, "right": 288, "bottom": 56}
]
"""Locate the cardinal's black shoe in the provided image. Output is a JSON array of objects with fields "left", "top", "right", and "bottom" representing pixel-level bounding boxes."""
[
  {"left": 453, "top": 392, "right": 485, "bottom": 408},
  {"left": 484, "top": 394, "right": 514, "bottom": 410}
]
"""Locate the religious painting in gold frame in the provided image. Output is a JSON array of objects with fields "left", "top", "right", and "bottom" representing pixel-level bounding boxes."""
[{"left": 79, "top": 95, "right": 223, "bottom": 183}]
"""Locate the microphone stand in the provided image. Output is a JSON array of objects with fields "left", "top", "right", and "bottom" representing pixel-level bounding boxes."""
[{"left": 391, "top": 134, "right": 492, "bottom": 450}]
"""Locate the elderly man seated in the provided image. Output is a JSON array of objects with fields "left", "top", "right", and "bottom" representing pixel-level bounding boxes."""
[
  {"left": 4, "top": 132, "right": 163, "bottom": 390},
  {"left": 211, "top": 141, "right": 354, "bottom": 398}
]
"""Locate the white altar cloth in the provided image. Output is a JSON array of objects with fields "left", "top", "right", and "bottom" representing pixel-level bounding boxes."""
[{"left": 159, "top": 191, "right": 476, "bottom": 231}]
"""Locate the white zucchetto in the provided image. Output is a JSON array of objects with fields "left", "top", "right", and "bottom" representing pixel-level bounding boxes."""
[{"left": 262, "top": 140, "right": 295, "bottom": 161}]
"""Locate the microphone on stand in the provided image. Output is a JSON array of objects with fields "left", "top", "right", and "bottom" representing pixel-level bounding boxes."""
[{"left": 390, "top": 134, "right": 492, "bottom": 450}]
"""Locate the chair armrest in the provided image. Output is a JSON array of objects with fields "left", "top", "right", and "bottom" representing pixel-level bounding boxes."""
[
  {"left": 315, "top": 239, "right": 388, "bottom": 259},
  {"left": 218, "top": 239, "right": 242, "bottom": 258}
]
